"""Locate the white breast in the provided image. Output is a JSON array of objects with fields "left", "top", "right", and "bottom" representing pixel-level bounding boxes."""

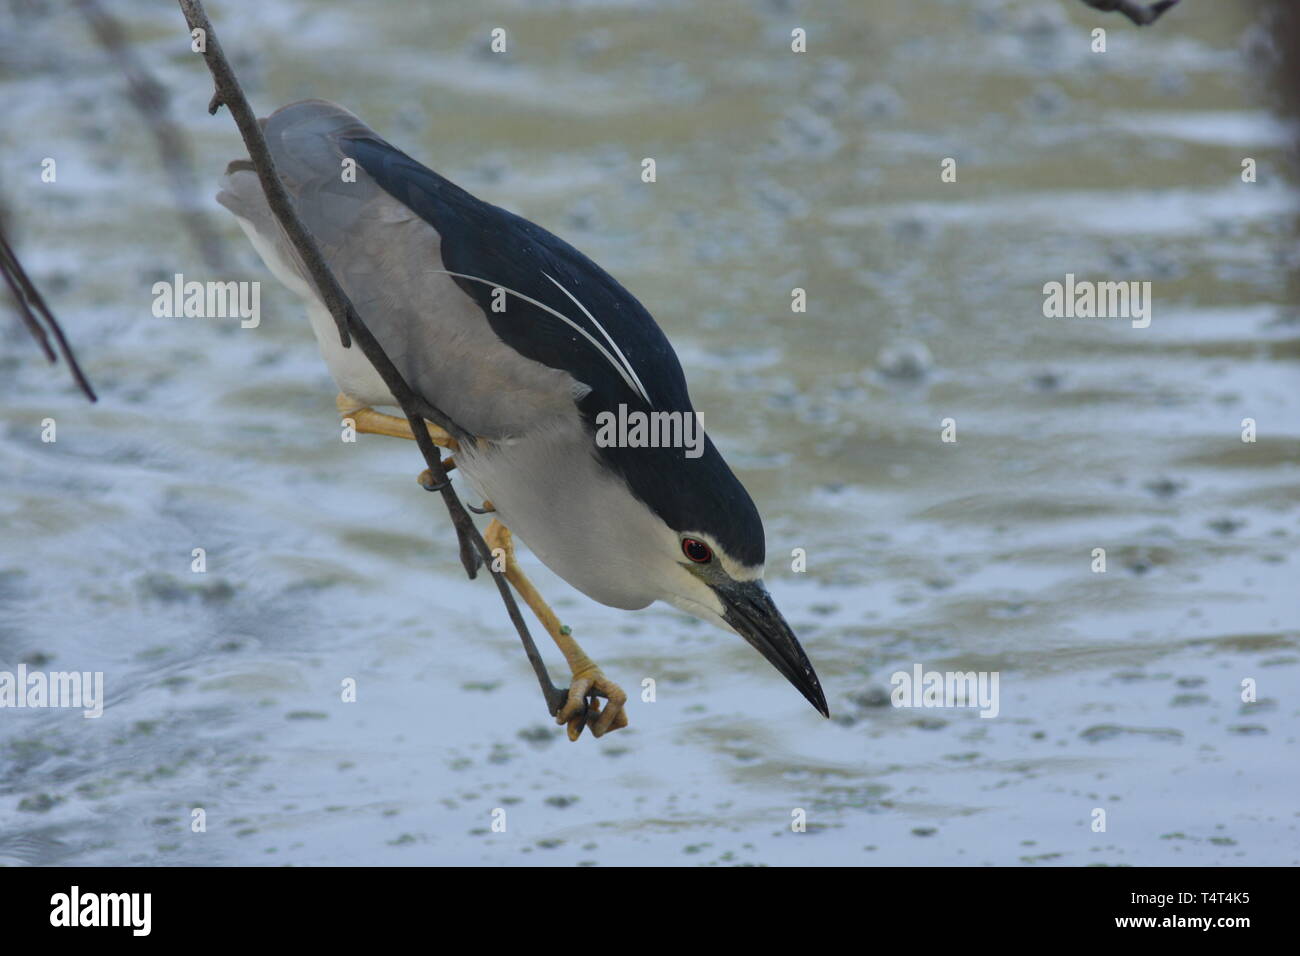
[{"left": 456, "top": 416, "right": 674, "bottom": 611}]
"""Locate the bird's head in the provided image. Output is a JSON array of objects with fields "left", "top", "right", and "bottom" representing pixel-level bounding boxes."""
[
  {"left": 599, "top": 435, "right": 828, "bottom": 719},
  {"left": 657, "top": 525, "right": 829, "bottom": 718}
]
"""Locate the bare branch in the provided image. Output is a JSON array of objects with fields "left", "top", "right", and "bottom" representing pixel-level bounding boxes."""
[
  {"left": 76, "top": 0, "right": 229, "bottom": 272},
  {"left": 0, "top": 213, "right": 98, "bottom": 403},
  {"left": 1078, "top": 0, "right": 1181, "bottom": 26},
  {"left": 172, "top": 0, "right": 568, "bottom": 717}
]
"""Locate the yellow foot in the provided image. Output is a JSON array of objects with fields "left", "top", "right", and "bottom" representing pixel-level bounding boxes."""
[
  {"left": 483, "top": 518, "right": 628, "bottom": 742},
  {"left": 559, "top": 664, "right": 629, "bottom": 741},
  {"left": 417, "top": 465, "right": 457, "bottom": 491},
  {"left": 337, "top": 392, "right": 459, "bottom": 450}
]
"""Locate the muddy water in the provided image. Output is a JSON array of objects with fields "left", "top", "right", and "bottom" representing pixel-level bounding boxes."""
[{"left": 1, "top": 0, "right": 1296, "bottom": 866}]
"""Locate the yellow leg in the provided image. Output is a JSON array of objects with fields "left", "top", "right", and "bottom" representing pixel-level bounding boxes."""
[
  {"left": 336, "top": 393, "right": 607, "bottom": 735},
  {"left": 483, "top": 519, "right": 628, "bottom": 741},
  {"left": 337, "top": 392, "right": 459, "bottom": 451}
]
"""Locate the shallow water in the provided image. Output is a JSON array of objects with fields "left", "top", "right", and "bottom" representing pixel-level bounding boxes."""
[{"left": 1, "top": 0, "right": 1296, "bottom": 866}]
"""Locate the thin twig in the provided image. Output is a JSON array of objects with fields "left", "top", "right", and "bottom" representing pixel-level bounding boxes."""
[
  {"left": 0, "top": 213, "right": 98, "bottom": 403},
  {"left": 0, "top": 236, "right": 53, "bottom": 362},
  {"left": 173, "top": 0, "right": 568, "bottom": 717},
  {"left": 76, "top": 0, "right": 229, "bottom": 272},
  {"left": 1077, "top": 0, "right": 1181, "bottom": 26}
]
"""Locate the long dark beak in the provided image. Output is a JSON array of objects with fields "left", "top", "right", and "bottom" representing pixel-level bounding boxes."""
[{"left": 718, "top": 580, "right": 829, "bottom": 718}]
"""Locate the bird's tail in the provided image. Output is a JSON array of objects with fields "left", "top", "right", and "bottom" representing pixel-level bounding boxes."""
[{"left": 215, "top": 99, "right": 384, "bottom": 251}]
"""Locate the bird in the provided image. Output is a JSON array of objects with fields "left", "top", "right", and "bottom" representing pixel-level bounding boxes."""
[{"left": 216, "top": 99, "right": 827, "bottom": 740}]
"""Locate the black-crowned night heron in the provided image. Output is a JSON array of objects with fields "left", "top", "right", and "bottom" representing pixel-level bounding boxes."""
[{"left": 217, "top": 100, "right": 827, "bottom": 739}]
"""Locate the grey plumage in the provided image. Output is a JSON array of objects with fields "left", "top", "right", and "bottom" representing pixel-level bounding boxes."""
[
  {"left": 217, "top": 100, "right": 580, "bottom": 440},
  {"left": 217, "top": 101, "right": 692, "bottom": 610},
  {"left": 218, "top": 99, "right": 827, "bottom": 716}
]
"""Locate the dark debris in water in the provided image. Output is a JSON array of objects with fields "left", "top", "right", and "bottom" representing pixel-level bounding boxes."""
[
  {"left": 911, "top": 717, "right": 949, "bottom": 731},
  {"left": 1143, "top": 477, "right": 1187, "bottom": 499},
  {"left": 518, "top": 724, "right": 556, "bottom": 746},
  {"left": 849, "top": 687, "right": 892, "bottom": 709},
  {"left": 17, "top": 792, "right": 64, "bottom": 813},
  {"left": 1030, "top": 370, "right": 1063, "bottom": 392},
  {"left": 1207, "top": 516, "right": 1246, "bottom": 535},
  {"left": 1080, "top": 724, "right": 1183, "bottom": 744},
  {"left": 136, "top": 572, "right": 237, "bottom": 605},
  {"left": 875, "top": 340, "right": 934, "bottom": 382}
]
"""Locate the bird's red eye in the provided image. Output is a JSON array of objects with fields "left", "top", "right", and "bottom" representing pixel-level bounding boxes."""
[{"left": 681, "top": 538, "right": 712, "bottom": 564}]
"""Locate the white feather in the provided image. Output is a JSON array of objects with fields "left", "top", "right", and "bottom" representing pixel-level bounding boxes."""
[
  {"left": 428, "top": 269, "right": 653, "bottom": 407},
  {"left": 542, "top": 271, "right": 653, "bottom": 407}
]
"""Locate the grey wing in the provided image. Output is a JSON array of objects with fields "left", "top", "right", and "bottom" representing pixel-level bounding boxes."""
[{"left": 215, "top": 99, "right": 582, "bottom": 439}]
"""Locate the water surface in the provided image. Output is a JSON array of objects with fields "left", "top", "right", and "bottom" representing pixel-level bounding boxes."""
[{"left": 1, "top": 0, "right": 1296, "bottom": 866}]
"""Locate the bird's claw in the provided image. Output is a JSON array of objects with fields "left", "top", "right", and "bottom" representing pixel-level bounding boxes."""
[
  {"left": 557, "top": 666, "right": 628, "bottom": 741},
  {"left": 417, "top": 467, "right": 456, "bottom": 492}
]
